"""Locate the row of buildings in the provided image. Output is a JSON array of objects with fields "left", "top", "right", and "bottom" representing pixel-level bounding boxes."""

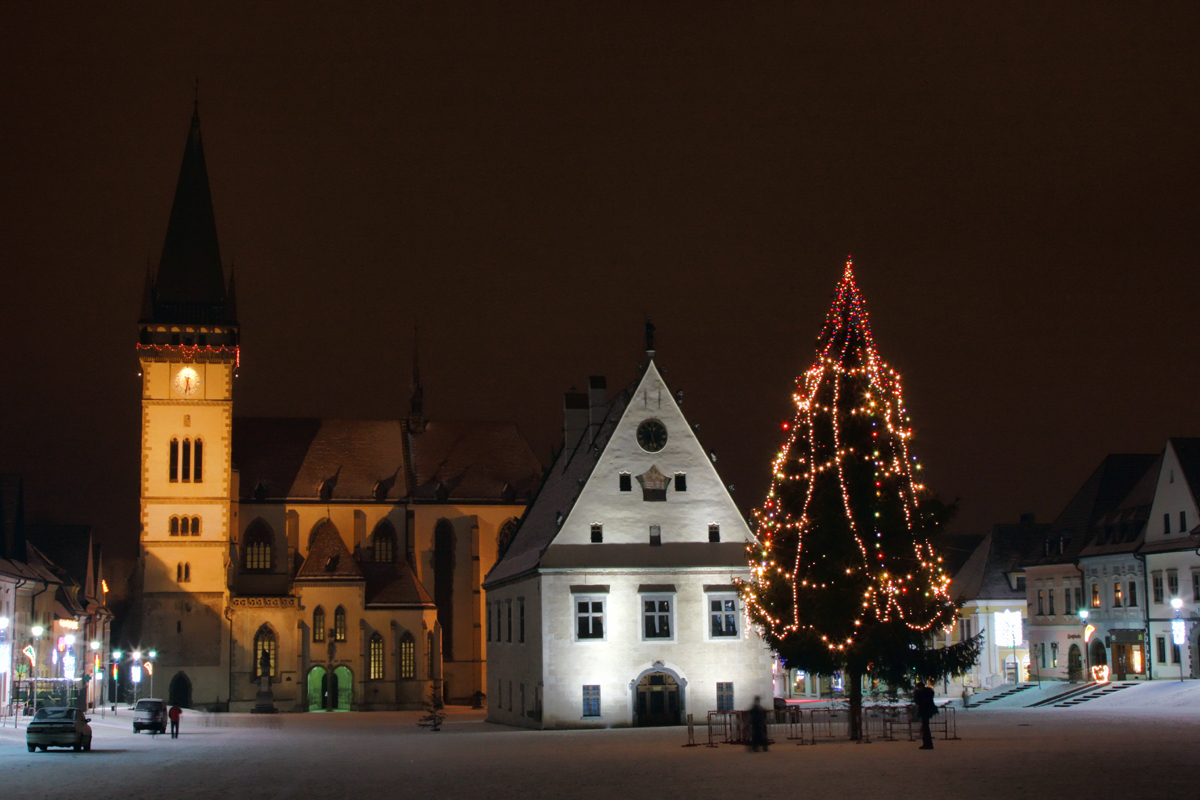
[
  {"left": 0, "top": 475, "right": 114, "bottom": 715},
  {"left": 937, "top": 443, "right": 1200, "bottom": 695}
]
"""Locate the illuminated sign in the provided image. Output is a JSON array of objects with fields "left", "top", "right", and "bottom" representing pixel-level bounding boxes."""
[
  {"left": 997, "top": 610, "right": 1022, "bottom": 648},
  {"left": 131, "top": 665, "right": 142, "bottom": 684},
  {"left": 22, "top": 645, "right": 36, "bottom": 666},
  {"left": 57, "top": 619, "right": 79, "bottom": 631},
  {"left": 144, "top": 661, "right": 153, "bottom": 675},
  {"left": 1132, "top": 649, "right": 1143, "bottom": 673},
  {"left": 1172, "top": 618, "right": 1186, "bottom": 646},
  {"left": 1083, "top": 624, "right": 1096, "bottom": 643},
  {"left": 1091, "top": 664, "right": 1110, "bottom": 683}
]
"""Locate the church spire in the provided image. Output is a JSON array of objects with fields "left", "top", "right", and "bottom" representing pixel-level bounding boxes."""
[{"left": 153, "top": 106, "right": 228, "bottom": 319}]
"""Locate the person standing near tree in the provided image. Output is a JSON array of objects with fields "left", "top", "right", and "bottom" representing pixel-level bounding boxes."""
[
  {"left": 168, "top": 704, "right": 182, "bottom": 739},
  {"left": 914, "top": 681, "right": 936, "bottom": 750}
]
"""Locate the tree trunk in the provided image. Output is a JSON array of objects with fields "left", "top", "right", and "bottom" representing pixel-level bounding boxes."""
[{"left": 847, "top": 669, "right": 863, "bottom": 741}]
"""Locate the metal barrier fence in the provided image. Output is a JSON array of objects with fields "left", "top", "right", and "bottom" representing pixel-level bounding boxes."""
[{"left": 692, "top": 704, "right": 957, "bottom": 747}]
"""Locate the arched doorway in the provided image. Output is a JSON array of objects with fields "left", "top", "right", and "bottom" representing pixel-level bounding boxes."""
[
  {"left": 168, "top": 672, "right": 192, "bottom": 708},
  {"left": 635, "top": 672, "right": 681, "bottom": 727},
  {"left": 1068, "top": 644, "right": 1083, "bottom": 682},
  {"left": 307, "top": 666, "right": 327, "bottom": 712},
  {"left": 1089, "top": 639, "right": 1108, "bottom": 677},
  {"left": 333, "top": 665, "right": 353, "bottom": 710}
]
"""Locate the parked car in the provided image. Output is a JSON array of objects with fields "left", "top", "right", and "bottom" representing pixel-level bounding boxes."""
[
  {"left": 26, "top": 707, "right": 92, "bottom": 752},
  {"left": 133, "top": 698, "right": 166, "bottom": 734}
]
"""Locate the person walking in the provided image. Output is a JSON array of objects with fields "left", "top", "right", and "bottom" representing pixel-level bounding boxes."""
[
  {"left": 747, "top": 696, "right": 769, "bottom": 752},
  {"left": 913, "top": 681, "right": 937, "bottom": 750},
  {"left": 168, "top": 704, "right": 182, "bottom": 739}
]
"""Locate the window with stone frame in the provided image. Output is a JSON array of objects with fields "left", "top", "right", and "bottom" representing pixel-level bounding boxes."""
[
  {"left": 1091, "top": 583, "right": 1100, "bottom": 608},
  {"left": 244, "top": 520, "right": 273, "bottom": 571},
  {"left": 169, "top": 438, "right": 179, "bottom": 482},
  {"left": 582, "top": 685, "right": 600, "bottom": 717},
  {"left": 1153, "top": 572, "right": 1164, "bottom": 604},
  {"left": 716, "top": 682, "right": 735, "bottom": 712},
  {"left": 1168, "top": 570, "right": 1179, "bottom": 599},
  {"left": 369, "top": 633, "right": 385, "bottom": 680},
  {"left": 1113, "top": 582, "right": 1123, "bottom": 607},
  {"left": 1157, "top": 636, "right": 1167, "bottom": 663},
  {"left": 1193, "top": 572, "right": 1200, "bottom": 602},
  {"left": 1051, "top": 642, "right": 1058, "bottom": 669},
  {"left": 334, "top": 606, "right": 347, "bottom": 642},
  {"left": 642, "top": 595, "right": 673, "bottom": 639},
  {"left": 710, "top": 595, "right": 739, "bottom": 638},
  {"left": 575, "top": 596, "right": 605, "bottom": 640},
  {"left": 312, "top": 607, "right": 326, "bottom": 643},
  {"left": 254, "top": 625, "right": 277, "bottom": 680},
  {"left": 400, "top": 633, "right": 415, "bottom": 679},
  {"left": 1048, "top": 587, "right": 1056, "bottom": 615},
  {"left": 193, "top": 438, "right": 203, "bottom": 483},
  {"left": 372, "top": 521, "right": 396, "bottom": 563},
  {"left": 1129, "top": 581, "right": 1138, "bottom": 607},
  {"left": 1037, "top": 590, "right": 1044, "bottom": 615}
]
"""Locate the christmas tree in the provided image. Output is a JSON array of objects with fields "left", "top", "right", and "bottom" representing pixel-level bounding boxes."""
[{"left": 744, "top": 258, "right": 980, "bottom": 739}]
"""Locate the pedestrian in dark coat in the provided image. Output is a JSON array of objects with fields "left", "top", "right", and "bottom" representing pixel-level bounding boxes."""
[
  {"left": 168, "top": 704, "right": 182, "bottom": 739},
  {"left": 747, "top": 696, "right": 770, "bottom": 752},
  {"left": 914, "top": 681, "right": 937, "bottom": 750}
]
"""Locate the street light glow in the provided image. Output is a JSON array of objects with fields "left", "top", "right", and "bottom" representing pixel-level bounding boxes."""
[
  {"left": 1171, "top": 597, "right": 1183, "bottom": 610},
  {"left": 31, "top": 625, "right": 44, "bottom": 636}
]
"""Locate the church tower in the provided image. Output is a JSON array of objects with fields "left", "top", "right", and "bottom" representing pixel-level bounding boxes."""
[{"left": 136, "top": 106, "right": 238, "bottom": 707}]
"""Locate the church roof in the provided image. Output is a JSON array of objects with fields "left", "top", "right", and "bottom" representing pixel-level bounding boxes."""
[
  {"left": 295, "top": 521, "right": 364, "bottom": 581},
  {"left": 362, "top": 561, "right": 435, "bottom": 607},
  {"left": 232, "top": 418, "right": 541, "bottom": 504},
  {"left": 484, "top": 380, "right": 635, "bottom": 588}
]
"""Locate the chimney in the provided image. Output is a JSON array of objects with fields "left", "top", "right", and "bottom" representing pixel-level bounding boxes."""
[
  {"left": 564, "top": 390, "right": 589, "bottom": 453},
  {"left": 588, "top": 376, "right": 607, "bottom": 439}
]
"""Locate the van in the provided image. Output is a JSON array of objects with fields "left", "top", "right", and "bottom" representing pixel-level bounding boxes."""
[{"left": 133, "top": 698, "right": 166, "bottom": 734}]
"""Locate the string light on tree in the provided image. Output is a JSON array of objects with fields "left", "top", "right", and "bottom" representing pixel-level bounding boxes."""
[{"left": 742, "top": 257, "right": 980, "bottom": 740}]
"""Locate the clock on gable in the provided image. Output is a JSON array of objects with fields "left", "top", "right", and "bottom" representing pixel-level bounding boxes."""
[{"left": 636, "top": 419, "right": 668, "bottom": 452}]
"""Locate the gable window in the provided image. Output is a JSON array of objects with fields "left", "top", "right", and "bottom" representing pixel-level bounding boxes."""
[
  {"left": 710, "top": 596, "right": 739, "bottom": 638},
  {"left": 717, "top": 682, "right": 735, "bottom": 712},
  {"left": 334, "top": 606, "right": 347, "bottom": 642},
  {"left": 1129, "top": 581, "right": 1138, "bottom": 607},
  {"left": 518, "top": 598, "right": 525, "bottom": 643},
  {"left": 642, "top": 596, "right": 673, "bottom": 639},
  {"left": 400, "top": 633, "right": 415, "bottom": 679},
  {"left": 369, "top": 633, "right": 385, "bottom": 680},
  {"left": 313, "top": 607, "right": 326, "bottom": 643},
  {"left": 253, "top": 625, "right": 276, "bottom": 680},
  {"left": 181, "top": 439, "right": 191, "bottom": 482},
  {"left": 591, "top": 523, "right": 603, "bottom": 543},
  {"left": 1153, "top": 572, "right": 1164, "bottom": 604},
  {"left": 169, "top": 439, "right": 179, "bottom": 482},
  {"left": 575, "top": 596, "right": 605, "bottom": 640},
  {"left": 193, "top": 439, "right": 203, "bottom": 483},
  {"left": 1164, "top": 513, "right": 1171, "bottom": 535},
  {"left": 1113, "top": 582, "right": 1123, "bottom": 607},
  {"left": 582, "top": 685, "right": 600, "bottom": 717},
  {"left": 709, "top": 524, "right": 720, "bottom": 543},
  {"left": 674, "top": 473, "right": 687, "bottom": 492},
  {"left": 244, "top": 522, "right": 273, "bottom": 572},
  {"left": 649, "top": 525, "right": 661, "bottom": 546},
  {"left": 619, "top": 473, "right": 632, "bottom": 492}
]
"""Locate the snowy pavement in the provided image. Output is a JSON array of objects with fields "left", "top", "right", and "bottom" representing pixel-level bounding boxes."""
[{"left": 1, "top": 693, "right": 1197, "bottom": 800}]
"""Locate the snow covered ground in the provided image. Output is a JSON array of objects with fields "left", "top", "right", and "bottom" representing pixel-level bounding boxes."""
[{"left": 2, "top": 685, "right": 1197, "bottom": 800}]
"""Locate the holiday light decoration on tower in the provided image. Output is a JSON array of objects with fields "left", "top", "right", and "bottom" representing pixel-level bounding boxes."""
[{"left": 744, "top": 258, "right": 979, "bottom": 737}]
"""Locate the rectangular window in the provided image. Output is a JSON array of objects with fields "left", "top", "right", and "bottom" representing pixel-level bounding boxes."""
[
  {"left": 675, "top": 473, "right": 687, "bottom": 492},
  {"left": 1193, "top": 572, "right": 1200, "bottom": 602},
  {"left": 1074, "top": 587, "right": 1082, "bottom": 611},
  {"left": 1048, "top": 588, "right": 1056, "bottom": 616},
  {"left": 716, "top": 682, "right": 735, "bottom": 712},
  {"left": 1037, "top": 590, "right": 1044, "bottom": 616},
  {"left": 710, "top": 596, "right": 738, "bottom": 637},
  {"left": 1157, "top": 636, "right": 1167, "bottom": 664},
  {"left": 520, "top": 683, "right": 525, "bottom": 716},
  {"left": 642, "top": 596, "right": 673, "bottom": 639},
  {"left": 649, "top": 525, "right": 661, "bottom": 546},
  {"left": 194, "top": 439, "right": 203, "bottom": 483},
  {"left": 1064, "top": 587, "right": 1074, "bottom": 615},
  {"left": 1153, "top": 572, "right": 1164, "bottom": 604},
  {"left": 369, "top": 636, "right": 384, "bottom": 680},
  {"left": 619, "top": 473, "right": 632, "bottom": 492},
  {"left": 576, "top": 597, "right": 604, "bottom": 639},
  {"left": 708, "top": 524, "right": 720, "bottom": 543},
  {"left": 518, "top": 598, "right": 525, "bottom": 643},
  {"left": 1050, "top": 642, "right": 1058, "bottom": 669},
  {"left": 181, "top": 439, "right": 191, "bottom": 482},
  {"left": 1091, "top": 583, "right": 1100, "bottom": 608},
  {"left": 590, "top": 523, "right": 603, "bottom": 543},
  {"left": 1172, "top": 642, "right": 1181, "bottom": 664},
  {"left": 1164, "top": 513, "right": 1171, "bottom": 535},
  {"left": 400, "top": 638, "right": 415, "bottom": 679},
  {"left": 486, "top": 602, "right": 492, "bottom": 642},
  {"left": 506, "top": 599, "right": 513, "bottom": 643},
  {"left": 1129, "top": 581, "right": 1138, "bottom": 607},
  {"left": 582, "top": 685, "right": 600, "bottom": 717},
  {"left": 1168, "top": 570, "right": 1179, "bottom": 599},
  {"left": 169, "top": 439, "right": 179, "bottom": 482},
  {"left": 1113, "top": 582, "right": 1123, "bottom": 607},
  {"left": 1181, "top": 511, "right": 1187, "bottom": 533}
]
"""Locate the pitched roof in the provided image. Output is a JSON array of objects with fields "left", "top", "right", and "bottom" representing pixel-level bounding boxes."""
[
  {"left": 26, "top": 525, "right": 93, "bottom": 593},
  {"left": 361, "top": 561, "right": 434, "bottom": 607},
  {"left": 295, "top": 521, "right": 364, "bottom": 581},
  {"left": 952, "top": 523, "right": 1047, "bottom": 602},
  {"left": 483, "top": 380, "right": 635, "bottom": 588},
  {"left": 232, "top": 418, "right": 541, "bottom": 504},
  {"left": 1169, "top": 437, "right": 1200, "bottom": 508},
  {"left": 153, "top": 109, "right": 228, "bottom": 311},
  {"left": 1078, "top": 452, "right": 1161, "bottom": 558}
]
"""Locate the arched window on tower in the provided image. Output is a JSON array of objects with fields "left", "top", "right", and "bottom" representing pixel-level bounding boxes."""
[
  {"left": 180, "top": 517, "right": 190, "bottom": 536},
  {"left": 313, "top": 606, "right": 326, "bottom": 643},
  {"left": 184, "top": 563, "right": 191, "bottom": 582},
  {"left": 191, "top": 516, "right": 201, "bottom": 536},
  {"left": 372, "top": 520, "right": 396, "bottom": 563},
  {"left": 244, "top": 520, "right": 273, "bottom": 572},
  {"left": 169, "top": 439, "right": 179, "bottom": 482},
  {"left": 193, "top": 439, "right": 203, "bottom": 483},
  {"left": 181, "top": 439, "right": 192, "bottom": 482},
  {"left": 399, "top": 632, "right": 415, "bottom": 679},
  {"left": 369, "top": 632, "right": 384, "bottom": 680},
  {"left": 253, "top": 625, "right": 277, "bottom": 680},
  {"left": 170, "top": 517, "right": 180, "bottom": 536},
  {"left": 334, "top": 606, "right": 347, "bottom": 642},
  {"left": 176, "top": 563, "right": 183, "bottom": 582}
]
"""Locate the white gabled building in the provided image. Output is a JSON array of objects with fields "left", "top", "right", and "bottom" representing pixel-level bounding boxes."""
[{"left": 483, "top": 356, "right": 772, "bottom": 729}]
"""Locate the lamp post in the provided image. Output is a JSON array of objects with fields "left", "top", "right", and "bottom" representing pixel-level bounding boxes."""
[
  {"left": 131, "top": 650, "right": 142, "bottom": 705},
  {"left": 111, "top": 650, "right": 122, "bottom": 712},
  {"left": 30, "top": 625, "right": 44, "bottom": 714},
  {"left": 1078, "top": 610, "right": 1090, "bottom": 682},
  {"left": 147, "top": 651, "right": 156, "bottom": 699},
  {"left": 1171, "top": 598, "right": 1186, "bottom": 683},
  {"left": 89, "top": 641, "right": 100, "bottom": 713}
]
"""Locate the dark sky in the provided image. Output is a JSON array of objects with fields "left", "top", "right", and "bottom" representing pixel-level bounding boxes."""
[{"left": 2, "top": 4, "right": 1198, "bottom": 561}]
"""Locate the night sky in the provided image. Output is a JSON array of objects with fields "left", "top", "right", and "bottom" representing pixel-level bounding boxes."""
[{"left": 3, "top": 4, "right": 1198, "bottom": 564}]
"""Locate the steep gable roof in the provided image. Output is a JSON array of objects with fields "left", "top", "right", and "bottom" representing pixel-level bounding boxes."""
[
  {"left": 361, "top": 561, "right": 435, "bottom": 607},
  {"left": 1168, "top": 437, "right": 1200, "bottom": 508},
  {"left": 296, "top": 521, "right": 364, "bottom": 581}
]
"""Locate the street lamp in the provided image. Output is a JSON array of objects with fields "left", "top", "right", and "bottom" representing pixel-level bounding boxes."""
[
  {"left": 147, "top": 651, "right": 156, "bottom": 699},
  {"left": 1078, "top": 610, "right": 1090, "bottom": 681},
  {"left": 89, "top": 641, "right": 100, "bottom": 712},
  {"left": 1171, "top": 598, "right": 1186, "bottom": 683},
  {"left": 111, "top": 651, "right": 122, "bottom": 711},
  {"left": 30, "top": 625, "right": 44, "bottom": 714}
]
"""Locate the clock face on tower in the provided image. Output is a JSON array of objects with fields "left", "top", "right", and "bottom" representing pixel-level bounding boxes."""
[
  {"left": 636, "top": 419, "right": 668, "bottom": 452},
  {"left": 173, "top": 366, "right": 202, "bottom": 398}
]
